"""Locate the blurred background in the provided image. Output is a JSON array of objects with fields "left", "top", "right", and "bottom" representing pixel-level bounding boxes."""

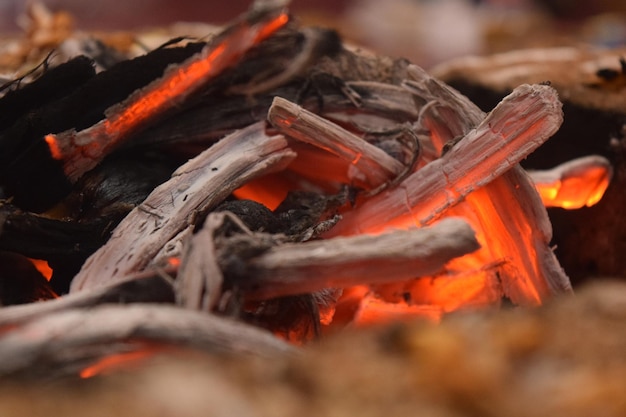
[{"left": 1, "top": 0, "right": 626, "bottom": 68}]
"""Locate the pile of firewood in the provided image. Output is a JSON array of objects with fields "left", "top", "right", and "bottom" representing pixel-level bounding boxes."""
[{"left": 0, "top": 1, "right": 582, "bottom": 380}]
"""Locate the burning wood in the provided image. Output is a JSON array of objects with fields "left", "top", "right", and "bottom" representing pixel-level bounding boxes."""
[
  {"left": 268, "top": 96, "right": 408, "bottom": 189},
  {"left": 325, "top": 83, "right": 563, "bottom": 235},
  {"left": 0, "top": 0, "right": 593, "bottom": 379},
  {"left": 70, "top": 122, "right": 295, "bottom": 291},
  {"left": 529, "top": 155, "right": 612, "bottom": 209},
  {"left": 233, "top": 217, "right": 479, "bottom": 300}
]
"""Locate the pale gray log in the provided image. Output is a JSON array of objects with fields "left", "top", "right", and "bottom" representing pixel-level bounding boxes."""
[
  {"left": 0, "top": 304, "right": 294, "bottom": 379},
  {"left": 234, "top": 218, "right": 479, "bottom": 300},
  {"left": 0, "top": 272, "right": 175, "bottom": 329}
]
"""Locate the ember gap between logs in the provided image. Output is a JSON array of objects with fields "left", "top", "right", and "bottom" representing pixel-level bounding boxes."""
[{"left": 0, "top": 1, "right": 617, "bottom": 382}]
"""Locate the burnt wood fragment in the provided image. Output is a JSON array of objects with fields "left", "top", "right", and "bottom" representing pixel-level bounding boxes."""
[
  {"left": 0, "top": 55, "right": 96, "bottom": 131},
  {"left": 0, "top": 43, "right": 205, "bottom": 212},
  {"left": 0, "top": 203, "right": 110, "bottom": 261}
]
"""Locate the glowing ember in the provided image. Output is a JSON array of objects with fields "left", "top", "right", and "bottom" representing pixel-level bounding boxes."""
[
  {"left": 353, "top": 295, "right": 442, "bottom": 325},
  {"left": 233, "top": 173, "right": 294, "bottom": 211},
  {"left": 29, "top": 258, "right": 53, "bottom": 281},
  {"left": 44, "top": 10, "right": 290, "bottom": 183},
  {"left": 530, "top": 155, "right": 612, "bottom": 209}
]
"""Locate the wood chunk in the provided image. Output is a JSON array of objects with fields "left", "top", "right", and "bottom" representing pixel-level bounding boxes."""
[
  {"left": 529, "top": 155, "right": 613, "bottom": 209},
  {"left": 176, "top": 213, "right": 229, "bottom": 311}
]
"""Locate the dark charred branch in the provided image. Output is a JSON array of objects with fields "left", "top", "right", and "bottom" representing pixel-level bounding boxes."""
[
  {"left": 0, "top": 203, "right": 111, "bottom": 262},
  {"left": 0, "top": 55, "right": 96, "bottom": 131}
]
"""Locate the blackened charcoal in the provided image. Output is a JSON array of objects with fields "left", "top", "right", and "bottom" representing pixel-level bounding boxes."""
[
  {"left": 0, "top": 42, "right": 205, "bottom": 171},
  {"left": 214, "top": 200, "right": 284, "bottom": 235},
  {"left": 0, "top": 203, "right": 111, "bottom": 265},
  {"left": 274, "top": 190, "right": 347, "bottom": 236},
  {"left": 241, "top": 295, "right": 320, "bottom": 343},
  {"left": 67, "top": 152, "right": 181, "bottom": 221},
  {"left": 0, "top": 56, "right": 96, "bottom": 132}
]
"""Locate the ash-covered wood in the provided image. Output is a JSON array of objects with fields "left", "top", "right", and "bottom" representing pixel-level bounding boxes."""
[
  {"left": 0, "top": 271, "right": 174, "bottom": 328},
  {"left": 327, "top": 83, "right": 563, "bottom": 234},
  {"left": 71, "top": 123, "right": 295, "bottom": 292},
  {"left": 228, "top": 217, "right": 479, "bottom": 300},
  {"left": 0, "top": 303, "right": 294, "bottom": 379},
  {"left": 269, "top": 96, "right": 406, "bottom": 189},
  {"left": 431, "top": 48, "right": 626, "bottom": 284}
]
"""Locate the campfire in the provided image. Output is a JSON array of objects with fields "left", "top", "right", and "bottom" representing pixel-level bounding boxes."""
[{"left": 0, "top": 1, "right": 616, "bottom": 383}]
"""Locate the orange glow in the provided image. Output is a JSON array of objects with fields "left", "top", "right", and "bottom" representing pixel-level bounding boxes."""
[
  {"left": 103, "top": 13, "right": 289, "bottom": 139},
  {"left": 103, "top": 44, "right": 228, "bottom": 138},
  {"left": 288, "top": 143, "right": 364, "bottom": 190},
  {"left": 167, "top": 257, "right": 181, "bottom": 268},
  {"left": 29, "top": 258, "right": 53, "bottom": 281},
  {"left": 354, "top": 295, "right": 442, "bottom": 326},
  {"left": 324, "top": 285, "right": 370, "bottom": 330},
  {"left": 254, "top": 12, "right": 289, "bottom": 42},
  {"left": 533, "top": 163, "right": 612, "bottom": 209},
  {"left": 80, "top": 344, "right": 167, "bottom": 378},
  {"left": 403, "top": 272, "right": 502, "bottom": 312},
  {"left": 44, "top": 134, "right": 63, "bottom": 160},
  {"left": 232, "top": 173, "right": 295, "bottom": 210}
]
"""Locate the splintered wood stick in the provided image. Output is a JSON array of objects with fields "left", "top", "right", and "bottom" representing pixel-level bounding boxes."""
[
  {"left": 268, "top": 96, "right": 405, "bottom": 188},
  {"left": 327, "top": 83, "right": 563, "bottom": 236},
  {"left": 43, "top": 8, "right": 289, "bottom": 184},
  {"left": 176, "top": 212, "right": 234, "bottom": 311},
  {"left": 0, "top": 304, "right": 294, "bottom": 379},
  {"left": 230, "top": 218, "right": 479, "bottom": 300},
  {"left": 401, "top": 65, "right": 572, "bottom": 303},
  {"left": 70, "top": 123, "right": 296, "bottom": 292},
  {"left": 528, "top": 155, "right": 613, "bottom": 209}
]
